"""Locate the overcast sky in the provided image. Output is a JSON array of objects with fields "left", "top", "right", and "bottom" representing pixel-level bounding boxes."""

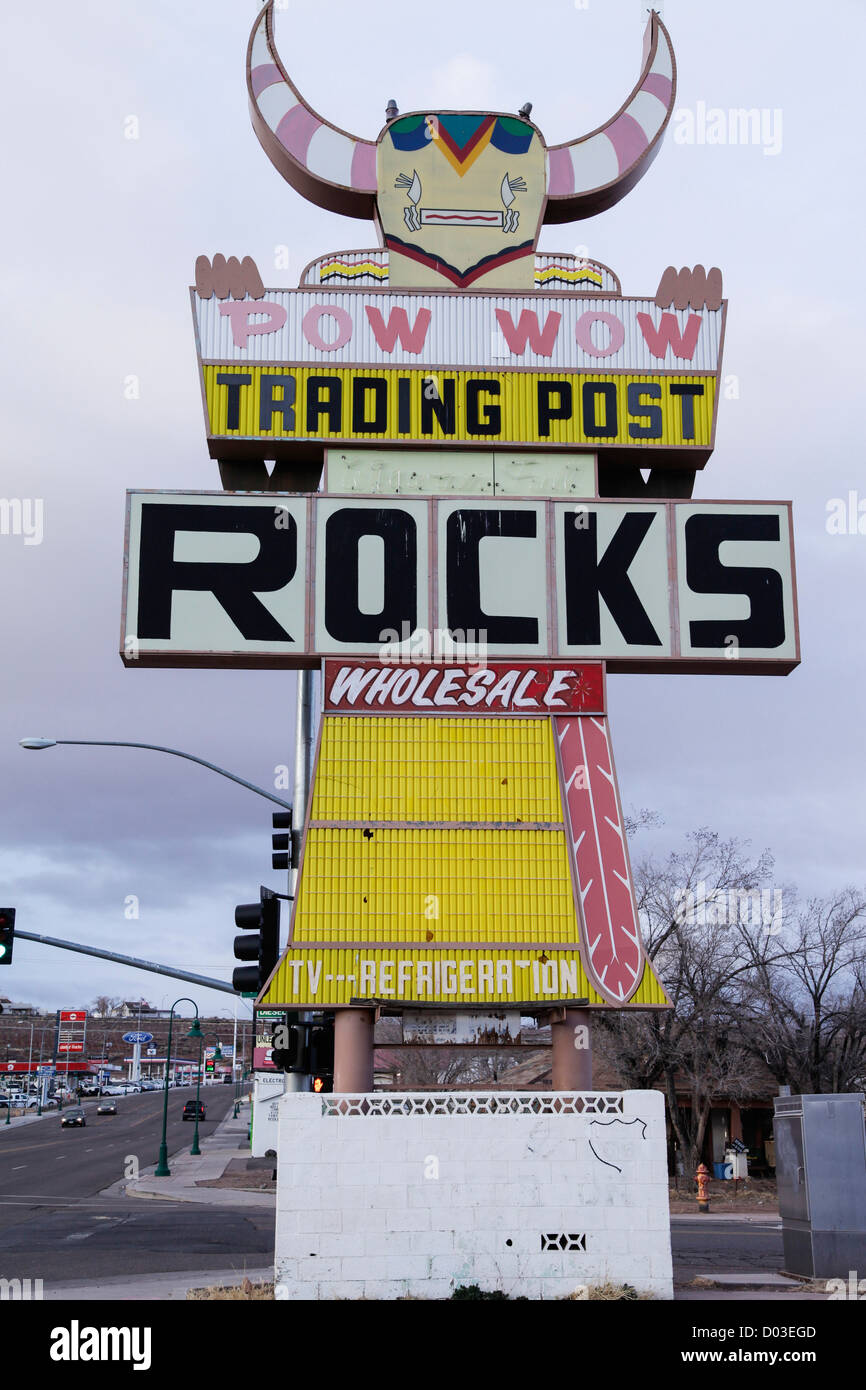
[{"left": 1, "top": 0, "right": 863, "bottom": 1018}]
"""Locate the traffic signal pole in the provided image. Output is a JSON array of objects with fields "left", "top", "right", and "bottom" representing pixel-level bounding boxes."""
[
  {"left": 16, "top": 929, "right": 235, "bottom": 995},
  {"left": 284, "top": 668, "right": 316, "bottom": 1093}
]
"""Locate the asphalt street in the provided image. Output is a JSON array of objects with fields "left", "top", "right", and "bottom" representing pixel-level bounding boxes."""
[
  {"left": 0, "top": 1086, "right": 274, "bottom": 1282},
  {"left": 671, "top": 1216, "right": 784, "bottom": 1280}
]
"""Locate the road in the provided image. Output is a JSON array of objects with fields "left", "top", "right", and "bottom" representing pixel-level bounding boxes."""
[
  {"left": 671, "top": 1215, "right": 784, "bottom": 1280},
  {"left": 0, "top": 1086, "right": 274, "bottom": 1283}
]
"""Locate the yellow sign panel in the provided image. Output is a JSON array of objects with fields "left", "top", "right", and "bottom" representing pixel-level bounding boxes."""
[
  {"left": 203, "top": 365, "right": 715, "bottom": 449},
  {"left": 259, "top": 715, "right": 670, "bottom": 1010},
  {"left": 262, "top": 947, "right": 668, "bottom": 1009},
  {"left": 313, "top": 715, "right": 562, "bottom": 823}
]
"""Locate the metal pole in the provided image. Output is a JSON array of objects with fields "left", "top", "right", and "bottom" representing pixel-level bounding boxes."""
[
  {"left": 191, "top": 1037, "right": 202, "bottom": 1157},
  {"left": 291, "top": 670, "right": 315, "bottom": 900},
  {"left": 22, "top": 740, "right": 292, "bottom": 811},
  {"left": 16, "top": 930, "right": 235, "bottom": 995},
  {"left": 292, "top": 671, "right": 316, "bottom": 1088},
  {"left": 155, "top": 1008, "right": 175, "bottom": 1177},
  {"left": 51, "top": 1009, "right": 60, "bottom": 1110}
]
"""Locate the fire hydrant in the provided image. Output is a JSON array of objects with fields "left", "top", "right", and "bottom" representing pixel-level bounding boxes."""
[{"left": 696, "top": 1163, "right": 710, "bottom": 1213}]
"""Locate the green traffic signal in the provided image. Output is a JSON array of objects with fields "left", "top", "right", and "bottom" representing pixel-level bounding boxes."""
[{"left": 0, "top": 909, "right": 15, "bottom": 966}]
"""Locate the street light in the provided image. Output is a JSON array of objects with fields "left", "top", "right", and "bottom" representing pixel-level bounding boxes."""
[
  {"left": 18, "top": 739, "right": 292, "bottom": 809},
  {"left": 155, "top": 999, "right": 203, "bottom": 1178}
]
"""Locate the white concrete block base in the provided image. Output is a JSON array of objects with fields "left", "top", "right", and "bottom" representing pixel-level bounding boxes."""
[{"left": 274, "top": 1090, "right": 673, "bottom": 1300}]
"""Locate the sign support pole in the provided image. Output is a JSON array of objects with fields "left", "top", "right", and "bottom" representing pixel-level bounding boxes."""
[
  {"left": 333, "top": 1009, "right": 375, "bottom": 1094},
  {"left": 551, "top": 1009, "right": 593, "bottom": 1089}
]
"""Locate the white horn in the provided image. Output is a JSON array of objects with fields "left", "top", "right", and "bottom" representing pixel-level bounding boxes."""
[
  {"left": 247, "top": 1, "right": 378, "bottom": 219},
  {"left": 545, "top": 10, "right": 677, "bottom": 223}
]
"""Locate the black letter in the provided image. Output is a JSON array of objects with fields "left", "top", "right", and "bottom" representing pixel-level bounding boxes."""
[
  {"left": 685, "top": 513, "right": 785, "bottom": 648},
  {"left": 582, "top": 381, "right": 618, "bottom": 438},
  {"left": 670, "top": 383, "right": 705, "bottom": 440},
  {"left": 324, "top": 508, "right": 417, "bottom": 642},
  {"left": 352, "top": 377, "right": 388, "bottom": 433},
  {"left": 137, "top": 504, "right": 297, "bottom": 641},
  {"left": 446, "top": 509, "right": 538, "bottom": 645},
  {"left": 306, "top": 376, "right": 343, "bottom": 432},
  {"left": 467, "top": 379, "right": 501, "bottom": 436},
  {"left": 627, "top": 382, "right": 663, "bottom": 439},
  {"left": 420, "top": 379, "right": 456, "bottom": 435},
  {"left": 538, "top": 381, "right": 572, "bottom": 436},
  {"left": 259, "top": 374, "right": 296, "bottom": 431},
  {"left": 215, "top": 373, "right": 251, "bottom": 430},
  {"left": 397, "top": 378, "right": 412, "bottom": 434},
  {"left": 564, "top": 511, "right": 661, "bottom": 645}
]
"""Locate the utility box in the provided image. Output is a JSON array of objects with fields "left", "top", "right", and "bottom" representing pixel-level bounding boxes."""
[{"left": 773, "top": 1093, "right": 866, "bottom": 1278}]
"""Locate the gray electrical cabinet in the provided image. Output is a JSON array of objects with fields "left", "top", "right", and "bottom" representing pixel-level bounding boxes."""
[{"left": 773, "top": 1093, "right": 866, "bottom": 1278}]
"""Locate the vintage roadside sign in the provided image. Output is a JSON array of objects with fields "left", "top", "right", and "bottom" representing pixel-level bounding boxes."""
[
  {"left": 121, "top": 3, "right": 799, "bottom": 1013},
  {"left": 121, "top": 491, "right": 798, "bottom": 673}
]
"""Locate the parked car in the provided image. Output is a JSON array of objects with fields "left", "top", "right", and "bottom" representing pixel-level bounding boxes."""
[
  {"left": 182, "top": 1100, "right": 206, "bottom": 1121},
  {"left": 222, "top": 1075, "right": 233, "bottom": 1084},
  {"left": 60, "top": 1107, "right": 86, "bottom": 1128},
  {"left": 100, "top": 1084, "right": 124, "bottom": 1096},
  {"left": 96, "top": 1100, "right": 117, "bottom": 1116},
  {"left": 0, "top": 1091, "right": 28, "bottom": 1107},
  {"left": 78, "top": 1083, "right": 101, "bottom": 1097}
]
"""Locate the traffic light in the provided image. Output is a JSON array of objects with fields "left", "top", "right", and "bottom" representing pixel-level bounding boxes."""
[
  {"left": 309, "top": 1017, "right": 335, "bottom": 1093},
  {"left": 272, "top": 810, "right": 293, "bottom": 872},
  {"left": 232, "top": 888, "right": 280, "bottom": 994},
  {"left": 0, "top": 909, "right": 15, "bottom": 966},
  {"left": 270, "top": 1017, "right": 308, "bottom": 1072}
]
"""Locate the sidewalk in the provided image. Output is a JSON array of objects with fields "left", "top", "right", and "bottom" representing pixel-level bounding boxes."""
[
  {"left": 676, "top": 1274, "right": 828, "bottom": 1301},
  {"left": 43, "top": 1265, "right": 274, "bottom": 1301},
  {"left": 101, "top": 1103, "right": 275, "bottom": 1209}
]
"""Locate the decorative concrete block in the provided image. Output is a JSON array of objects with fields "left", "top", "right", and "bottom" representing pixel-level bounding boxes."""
[{"left": 274, "top": 1090, "right": 673, "bottom": 1300}]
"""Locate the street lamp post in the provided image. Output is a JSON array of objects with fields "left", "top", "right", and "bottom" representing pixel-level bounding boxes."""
[
  {"left": 155, "top": 999, "right": 203, "bottom": 1178},
  {"left": 18, "top": 739, "right": 292, "bottom": 810}
]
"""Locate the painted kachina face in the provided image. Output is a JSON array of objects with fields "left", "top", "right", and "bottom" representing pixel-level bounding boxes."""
[
  {"left": 377, "top": 115, "right": 545, "bottom": 289},
  {"left": 247, "top": 1, "right": 676, "bottom": 289}
]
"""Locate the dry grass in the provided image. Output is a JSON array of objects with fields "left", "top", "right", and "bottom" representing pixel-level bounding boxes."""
[
  {"left": 560, "top": 1282, "right": 655, "bottom": 1301},
  {"left": 187, "top": 1278, "right": 275, "bottom": 1300},
  {"left": 688, "top": 1276, "right": 719, "bottom": 1289}
]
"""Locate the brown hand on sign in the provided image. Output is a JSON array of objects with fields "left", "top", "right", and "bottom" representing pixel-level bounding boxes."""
[
  {"left": 194, "top": 253, "right": 265, "bottom": 301},
  {"left": 654, "top": 264, "right": 723, "bottom": 312}
]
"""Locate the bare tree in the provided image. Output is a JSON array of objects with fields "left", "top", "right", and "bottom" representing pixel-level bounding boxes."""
[
  {"left": 738, "top": 889, "right": 866, "bottom": 1094},
  {"left": 91, "top": 995, "right": 122, "bottom": 1018},
  {"left": 596, "top": 827, "right": 786, "bottom": 1179}
]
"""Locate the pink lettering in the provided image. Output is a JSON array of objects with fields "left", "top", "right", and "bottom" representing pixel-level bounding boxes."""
[
  {"left": 574, "top": 310, "right": 625, "bottom": 359},
  {"left": 365, "top": 305, "right": 432, "bottom": 354},
  {"left": 494, "top": 308, "right": 562, "bottom": 357},
  {"left": 218, "top": 300, "right": 287, "bottom": 350},
  {"left": 636, "top": 311, "right": 703, "bottom": 361},
  {"left": 302, "top": 304, "right": 353, "bottom": 352}
]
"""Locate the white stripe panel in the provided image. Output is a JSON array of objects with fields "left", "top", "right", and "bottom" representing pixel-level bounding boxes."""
[
  {"left": 568, "top": 132, "right": 619, "bottom": 190},
  {"left": 251, "top": 27, "right": 272, "bottom": 69},
  {"left": 650, "top": 33, "right": 674, "bottom": 80},
  {"left": 306, "top": 124, "right": 357, "bottom": 185},
  {"left": 626, "top": 89, "right": 669, "bottom": 142},
  {"left": 257, "top": 83, "right": 297, "bottom": 132}
]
